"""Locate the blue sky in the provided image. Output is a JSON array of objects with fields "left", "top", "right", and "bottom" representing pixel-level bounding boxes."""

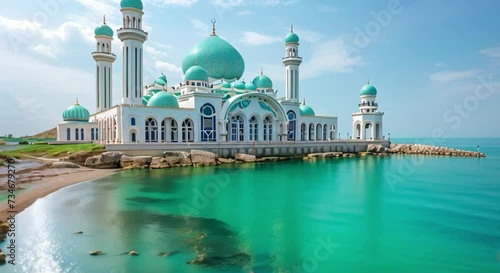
[{"left": 1, "top": 0, "right": 499, "bottom": 138}]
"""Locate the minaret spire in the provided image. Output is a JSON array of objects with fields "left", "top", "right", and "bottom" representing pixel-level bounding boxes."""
[
  {"left": 291, "top": 25, "right": 294, "bottom": 33},
  {"left": 211, "top": 19, "right": 216, "bottom": 36},
  {"left": 103, "top": 15, "right": 106, "bottom": 24}
]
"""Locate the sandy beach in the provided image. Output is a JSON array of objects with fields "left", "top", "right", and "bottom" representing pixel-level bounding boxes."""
[{"left": 0, "top": 162, "right": 118, "bottom": 221}]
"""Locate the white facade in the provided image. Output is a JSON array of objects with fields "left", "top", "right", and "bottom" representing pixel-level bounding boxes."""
[
  {"left": 56, "top": 1, "right": 391, "bottom": 146},
  {"left": 352, "top": 92, "right": 384, "bottom": 140}
]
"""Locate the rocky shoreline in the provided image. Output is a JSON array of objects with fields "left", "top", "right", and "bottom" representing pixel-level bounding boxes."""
[{"left": 77, "top": 143, "right": 485, "bottom": 170}]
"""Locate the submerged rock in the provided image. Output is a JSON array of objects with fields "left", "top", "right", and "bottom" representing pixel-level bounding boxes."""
[
  {"left": 89, "top": 250, "right": 104, "bottom": 256},
  {"left": 187, "top": 252, "right": 251, "bottom": 267},
  {"left": 128, "top": 250, "right": 139, "bottom": 256},
  {"left": 158, "top": 250, "right": 180, "bottom": 257},
  {"left": 51, "top": 162, "right": 80, "bottom": 168}
]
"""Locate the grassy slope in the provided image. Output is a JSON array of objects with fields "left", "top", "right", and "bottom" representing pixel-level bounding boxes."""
[{"left": 0, "top": 143, "right": 106, "bottom": 159}]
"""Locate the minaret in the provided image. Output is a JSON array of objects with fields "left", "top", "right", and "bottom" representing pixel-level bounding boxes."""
[
  {"left": 352, "top": 81, "right": 384, "bottom": 140},
  {"left": 282, "top": 25, "right": 302, "bottom": 102},
  {"left": 117, "top": 0, "right": 148, "bottom": 105},
  {"left": 92, "top": 16, "right": 116, "bottom": 112}
]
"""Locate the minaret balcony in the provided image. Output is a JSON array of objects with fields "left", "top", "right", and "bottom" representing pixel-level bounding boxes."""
[{"left": 359, "top": 102, "right": 378, "bottom": 107}]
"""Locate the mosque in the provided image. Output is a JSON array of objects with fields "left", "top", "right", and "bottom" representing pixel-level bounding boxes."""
[{"left": 56, "top": 0, "right": 384, "bottom": 147}]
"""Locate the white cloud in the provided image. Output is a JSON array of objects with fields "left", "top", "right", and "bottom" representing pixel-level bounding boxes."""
[
  {"left": 156, "top": 61, "right": 183, "bottom": 75},
  {"left": 429, "top": 70, "right": 478, "bottom": 84},
  {"left": 144, "top": 45, "right": 168, "bottom": 57},
  {"left": 210, "top": 0, "right": 244, "bottom": 8},
  {"left": 240, "top": 31, "right": 281, "bottom": 46},
  {"left": 148, "top": 0, "right": 198, "bottom": 7},
  {"left": 190, "top": 18, "right": 210, "bottom": 35},
  {"left": 237, "top": 10, "right": 254, "bottom": 15},
  {"left": 74, "top": 0, "right": 117, "bottom": 18},
  {"left": 264, "top": 0, "right": 298, "bottom": 6},
  {"left": 291, "top": 28, "right": 323, "bottom": 43},
  {"left": 32, "top": 44, "right": 56, "bottom": 58},
  {"left": 480, "top": 47, "right": 500, "bottom": 58},
  {"left": 302, "top": 39, "right": 362, "bottom": 78}
]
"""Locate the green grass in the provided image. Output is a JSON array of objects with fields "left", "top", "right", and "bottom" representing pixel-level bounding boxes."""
[{"left": 0, "top": 143, "right": 106, "bottom": 159}]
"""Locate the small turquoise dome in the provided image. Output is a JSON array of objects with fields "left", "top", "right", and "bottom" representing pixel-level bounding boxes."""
[
  {"left": 246, "top": 82, "right": 256, "bottom": 91},
  {"left": 94, "top": 23, "right": 113, "bottom": 37},
  {"left": 182, "top": 35, "right": 245, "bottom": 81},
  {"left": 158, "top": 74, "right": 167, "bottom": 83},
  {"left": 285, "top": 32, "right": 299, "bottom": 44},
  {"left": 232, "top": 80, "right": 246, "bottom": 90},
  {"left": 155, "top": 78, "right": 166, "bottom": 86},
  {"left": 360, "top": 83, "right": 377, "bottom": 96},
  {"left": 222, "top": 81, "right": 231, "bottom": 88},
  {"left": 185, "top": 65, "right": 209, "bottom": 82},
  {"left": 252, "top": 74, "right": 273, "bottom": 89},
  {"left": 299, "top": 104, "right": 315, "bottom": 116},
  {"left": 63, "top": 100, "right": 90, "bottom": 121},
  {"left": 142, "top": 94, "right": 151, "bottom": 105},
  {"left": 147, "top": 91, "right": 179, "bottom": 107},
  {"left": 120, "top": 0, "right": 143, "bottom": 10}
]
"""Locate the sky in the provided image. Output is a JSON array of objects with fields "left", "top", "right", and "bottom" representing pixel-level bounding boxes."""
[{"left": 0, "top": 0, "right": 499, "bottom": 138}]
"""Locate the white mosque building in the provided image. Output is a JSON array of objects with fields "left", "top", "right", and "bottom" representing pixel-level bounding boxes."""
[{"left": 56, "top": 0, "right": 384, "bottom": 149}]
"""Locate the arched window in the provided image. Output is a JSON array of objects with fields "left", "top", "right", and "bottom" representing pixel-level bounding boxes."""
[
  {"left": 81, "top": 128, "right": 85, "bottom": 141},
  {"left": 171, "top": 119, "right": 178, "bottom": 142},
  {"left": 161, "top": 118, "right": 178, "bottom": 142},
  {"left": 67, "top": 128, "right": 71, "bottom": 141},
  {"left": 138, "top": 18, "right": 141, "bottom": 28},
  {"left": 330, "top": 124, "right": 336, "bottom": 140},
  {"left": 200, "top": 104, "right": 216, "bottom": 142},
  {"left": 133, "top": 17, "right": 136, "bottom": 28},
  {"left": 249, "top": 116, "right": 258, "bottom": 141},
  {"left": 230, "top": 115, "right": 244, "bottom": 142},
  {"left": 300, "top": 123, "right": 306, "bottom": 141},
  {"left": 263, "top": 116, "right": 273, "bottom": 141},
  {"left": 323, "top": 124, "right": 328, "bottom": 141},
  {"left": 131, "top": 132, "right": 136, "bottom": 142},
  {"left": 145, "top": 118, "right": 158, "bottom": 143},
  {"left": 75, "top": 128, "right": 79, "bottom": 140},
  {"left": 131, "top": 117, "right": 136, "bottom": 126},
  {"left": 316, "top": 124, "right": 322, "bottom": 141},
  {"left": 309, "top": 123, "right": 315, "bottom": 141},
  {"left": 96, "top": 128, "right": 99, "bottom": 140},
  {"left": 91, "top": 128, "right": 95, "bottom": 141},
  {"left": 287, "top": 111, "right": 296, "bottom": 141},
  {"left": 182, "top": 119, "right": 194, "bottom": 142}
]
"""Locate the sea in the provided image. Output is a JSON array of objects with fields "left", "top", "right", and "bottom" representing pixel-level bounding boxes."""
[{"left": 1, "top": 138, "right": 499, "bottom": 273}]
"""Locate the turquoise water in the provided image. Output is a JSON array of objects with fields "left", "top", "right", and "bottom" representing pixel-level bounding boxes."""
[{"left": 2, "top": 138, "right": 500, "bottom": 272}]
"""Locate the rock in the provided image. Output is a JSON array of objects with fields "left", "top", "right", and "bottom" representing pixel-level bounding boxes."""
[
  {"left": 74, "top": 231, "right": 83, "bottom": 234},
  {"left": 0, "top": 222, "right": 9, "bottom": 234},
  {"left": 0, "top": 251, "right": 5, "bottom": 265},
  {"left": 187, "top": 252, "right": 251, "bottom": 267},
  {"left": 128, "top": 250, "right": 139, "bottom": 256},
  {"left": 235, "top": 153, "right": 256, "bottom": 163},
  {"left": 51, "top": 161, "right": 80, "bottom": 168},
  {"left": 150, "top": 157, "right": 171, "bottom": 169},
  {"left": 85, "top": 152, "right": 123, "bottom": 169},
  {"left": 163, "top": 151, "right": 192, "bottom": 166},
  {"left": 65, "top": 151, "right": 103, "bottom": 165},
  {"left": 190, "top": 150, "right": 218, "bottom": 166},
  {"left": 218, "top": 158, "right": 235, "bottom": 164},
  {"left": 89, "top": 250, "right": 104, "bottom": 256},
  {"left": 158, "top": 250, "right": 180, "bottom": 257},
  {"left": 120, "top": 155, "right": 152, "bottom": 170}
]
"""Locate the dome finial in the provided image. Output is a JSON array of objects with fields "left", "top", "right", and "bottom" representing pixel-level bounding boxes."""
[
  {"left": 75, "top": 98, "right": 79, "bottom": 105},
  {"left": 367, "top": 79, "right": 370, "bottom": 84},
  {"left": 260, "top": 68, "right": 263, "bottom": 75},
  {"left": 103, "top": 15, "right": 107, "bottom": 25},
  {"left": 302, "top": 98, "right": 305, "bottom": 105},
  {"left": 291, "top": 25, "right": 294, "bottom": 33},
  {"left": 211, "top": 19, "right": 216, "bottom": 36}
]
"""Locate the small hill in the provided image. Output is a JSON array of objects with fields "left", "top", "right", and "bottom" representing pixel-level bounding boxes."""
[{"left": 30, "top": 127, "right": 57, "bottom": 139}]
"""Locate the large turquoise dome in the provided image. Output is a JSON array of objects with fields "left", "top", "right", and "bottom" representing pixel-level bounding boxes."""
[
  {"left": 252, "top": 74, "right": 273, "bottom": 89},
  {"left": 299, "top": 104, "right": 315, "bottom": 116},
  {"left": 360, "top": 83, "right": 377, "bottom": 96},
  {"left": 147, "top": 91, "right": 179, "bottom": 107},
  {"left": 182, "top": 35, "right": 245, "bottom": 81},
  {"left": 120, "top": 0, "right": 143, "bottom": 10},
  {"left": 185, "top": 65, "right": 209, "bottom": 82},
  {"left": 63, "top": 100, "right": 90, "bottom": 121},
  {"left": 285, "top": 32, "right": 299, "bottom": 43},
  {"left": 94, "top": 23, "right": 113, "bottom": 37}
]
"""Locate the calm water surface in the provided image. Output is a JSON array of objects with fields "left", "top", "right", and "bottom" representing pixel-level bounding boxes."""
[{"left": 2, "top": 138, "right": 500, "bottom": 273}]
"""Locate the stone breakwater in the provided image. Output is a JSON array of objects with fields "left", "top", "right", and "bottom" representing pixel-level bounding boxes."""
[
  {"left": 82, "top": 143, "right": 485, "bottom": 170},
  {"left": 367, "top": 143, "right": 486, "bottom": 157}
]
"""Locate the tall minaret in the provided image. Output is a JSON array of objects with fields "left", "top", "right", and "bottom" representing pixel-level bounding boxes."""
[
  {"left": 92, "top": 16, "right": 116, "bottom": 112},
  {"left": 352, "top": 81, "right": 384, "bottom": 140},
  {"left": 117, "top": 0, "right": 148, "bottom": 105},
  {"left": 282, "top": 26, "right": 302, "bottom": 102}
]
